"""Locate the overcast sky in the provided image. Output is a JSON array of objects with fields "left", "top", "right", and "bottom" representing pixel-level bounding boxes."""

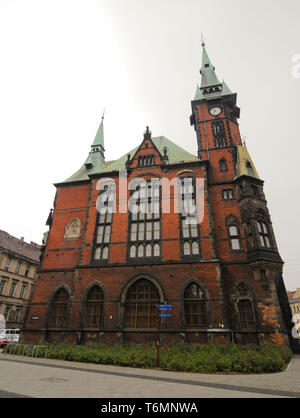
[{"left": 0, "top": 0, "right": 299, "bottom": 291}]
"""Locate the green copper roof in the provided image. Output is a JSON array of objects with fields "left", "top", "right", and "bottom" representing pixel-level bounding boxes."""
[
  {"left": 59, "top": 136, "right": 199, "bottom": 185},
  {"left": 101, "top": 136, "right": 199, "bottom": 173},
  {"left": 194, "top": 80, "right": 233, "bottom": 101},
  {"left": 236, "top": 145, "right": 260, "bottom": 180},
  {"left": 193, "top": 44, "right": 234, "bottom": 101},
  {"left": 61, "top": 117, "right": 106, "bottom": 184},
  {"left": 92, "top": 116, "right": 105, "bottom": 150},
  {"left": 200, "top": 45, "right": 221, "bottom": 89}
]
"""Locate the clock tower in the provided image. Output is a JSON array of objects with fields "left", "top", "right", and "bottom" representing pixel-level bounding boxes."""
[{"left": 190, "top": 42, "right": 295, "bottom": 348}]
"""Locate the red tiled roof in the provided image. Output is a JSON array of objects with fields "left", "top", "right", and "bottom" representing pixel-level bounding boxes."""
[{"left": 0, "top": 230, "right": 41, "bottom": 264}]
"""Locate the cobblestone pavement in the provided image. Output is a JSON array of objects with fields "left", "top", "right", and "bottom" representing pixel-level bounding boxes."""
[{"left": 0, "top": 353, "right": 299, "bottom": 398}]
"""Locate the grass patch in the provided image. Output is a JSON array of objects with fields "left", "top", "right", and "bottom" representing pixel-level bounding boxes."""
[{"left": 4, "top": 342, "right": 292, "bottom": 374}]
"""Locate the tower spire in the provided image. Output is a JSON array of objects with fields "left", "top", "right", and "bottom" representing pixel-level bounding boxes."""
[
  {"left": 200, "top": 42, "right": 221, "bottom": 89},
  {"left": 84, "top": 112, "right": 105, "bottom": 170}
]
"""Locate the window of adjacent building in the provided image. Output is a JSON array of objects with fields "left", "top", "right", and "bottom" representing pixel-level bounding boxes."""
[
  {"left": 124, "top": 279, "right": 159, "bottom": 329},
  {"left": 4, "top": 257, "right": 11, "bottom": 272},
  {"left": 179, "top": 177, "right": 201, "bottom": 257},
  {"left": 222, "top": 189, "right": 234, "bottom": 200},
  {"left": 4, "top": 306, "right": 10, "bottom": 320},
  {"left": 19, "top": 284, "right": 27, "bottom": 299},
  {"left": 228, "top": 225, "right": 241, "bottom": 250},
  {"left": 184, "top": 283, "right": 207, "bottom": 329},
  {"left": 257, "top": 221, "right": 271, "bottom": 248},
  {"left": 9, "top": 281, "right": 18, "bottom": 297},
  {"left": 15, "top": 307, "right": 22, "bottom": 322},
  {"left": 48, "top": 288, "right": 69, "bottom": 329},
  {"left": 24, "top": 264, "right": 30, "bottom": 277},
  {"left": 129, "top": 180, "right": 161, "bottom": 259},
  {"left": 219, "top": 158, "right": 228, "bottom": 172},
  {"left": 0, "top": 279, "right": 7, "bottom": 295},
  {"left": 15, "top": 261, "right": 22, "bottom": 275},
  {"left": 83, "top": 286, "right": 103, "bottom": 329}
]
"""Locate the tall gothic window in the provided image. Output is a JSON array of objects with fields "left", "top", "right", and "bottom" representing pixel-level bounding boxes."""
[
  {"left": 257, "top": 221, "right": 271, "bottom": 248},
  {"left": 48, "top": 288, "right": 69, "bottom": 329},
  {"left": 129, "top": 180, "right": 161, "bottom": 258},
  {"left": 184, "top": 283, "right": 207, "bottom": 329},
  {"left": 236, "top": 285, "right": 256, "bottom": 330},
  {"left": 83, "top": 286, "right": 103, "bottom": 329},
  {"left": 124, "top": 279, "right": 159, "bottom": 328},
  {"left": 94, "top": 212, "right": 112, "bottom": 261},
  {"left": 93, "top": 181, "right": 115, "bottom": 262},
  {"left": 256, "top": 212, "right": 271, "bottom": 248},
  {"left": 179, "top": 177, "right": 201, "bottom": 257},
  {"left": 212, "top": 121, "right": 227, "bottom": 148}
]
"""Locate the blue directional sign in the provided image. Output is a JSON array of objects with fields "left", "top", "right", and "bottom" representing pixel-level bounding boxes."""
[
  {"left": 156, "top": 304, "right": 172, "bottom": 309},
  {"left": 159, "top": 313, "right": 172, "bottom": 317}
]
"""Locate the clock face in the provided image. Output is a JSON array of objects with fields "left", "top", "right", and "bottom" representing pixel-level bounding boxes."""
[{"left": 210, "top": 106, "right": 222, "bottom": 116}]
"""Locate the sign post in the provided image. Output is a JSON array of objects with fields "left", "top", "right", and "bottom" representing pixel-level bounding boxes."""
[{"left": 155, "top": 304, "right": 172, "bottom": 368}]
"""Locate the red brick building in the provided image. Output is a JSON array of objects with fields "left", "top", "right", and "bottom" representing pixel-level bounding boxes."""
[{"left": 23, "top": 44, "right": 295, "bottom": 348}]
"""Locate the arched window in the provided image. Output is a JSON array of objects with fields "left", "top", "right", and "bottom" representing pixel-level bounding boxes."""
[
  {"left": 83, "top": 286, "right": 103, "bottom": 329},
  {"left": 238, "top": 300, "right": 255, "bottom": 329},
  {"left": 48, "top": 288, "right": 69, "bottom": 329},
  {"left": 219, "top": 158, "right": 228, "bottom": 172},
  {"left": 236, "top": 285, "right": 256, "bottom": 330},
  {"left": 184, "top": 283, "right": 207, "bottom": 329},
  {"left": 229, "top": 225, "right": 241, "bottom": 250},
  {"left": 226, "top": 215, "right": 242, "bottom": 251},
  {"left": 256, "top": 212, "right": 271, "bottom": 248},
  {"left": 124, "top": 279, "right": 160, "bottom": 328}
]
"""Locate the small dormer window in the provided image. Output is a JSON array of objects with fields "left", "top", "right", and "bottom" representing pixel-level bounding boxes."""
[
  {"left": 205, "top": 63, "right": 209, "bottom": 68},
  {"left": 138, "top": 155, "right": 155, "bottom": 167}
]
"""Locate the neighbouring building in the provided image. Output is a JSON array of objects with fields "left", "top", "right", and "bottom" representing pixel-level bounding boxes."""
[
  {"left": 288, "top": 289, "right": 300, "bottom": 337},
  {"left": 23, "top": 42, "right": 297, "bottom": 350},
  {"left": 0, "top": 230, "right": 41, "bottom": 329}
]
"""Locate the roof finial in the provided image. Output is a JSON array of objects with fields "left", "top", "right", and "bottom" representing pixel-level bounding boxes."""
[
  {"left": 201, "top": 33, "right": 206, "bottom": 47},
  {"left": 102, "top": 108, "right": 105, "bottom": 120},
  {"left": 144, "top": 126, "right": 152, "bottom": 140}
]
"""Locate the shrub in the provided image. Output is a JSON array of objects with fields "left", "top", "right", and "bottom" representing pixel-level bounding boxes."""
[{"left": 3, "top": 341, "right": 292, "bottom": 374}]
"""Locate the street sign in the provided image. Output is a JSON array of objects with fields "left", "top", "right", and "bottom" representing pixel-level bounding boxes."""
[{"left": 156, "top": 304, "right": 173, "bottom": 368}]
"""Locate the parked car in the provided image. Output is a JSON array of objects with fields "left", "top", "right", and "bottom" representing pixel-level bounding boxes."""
[
  {"left": 1, "top": 329, "right": 20, "bottom": 343},
  {"left": 0, "top": 336, "right": 9, "bottom": 348}
]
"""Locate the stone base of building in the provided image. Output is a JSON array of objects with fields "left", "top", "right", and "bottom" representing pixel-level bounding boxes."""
[{"left": 21, "top": 328, "right": 291, "bottom": 348}]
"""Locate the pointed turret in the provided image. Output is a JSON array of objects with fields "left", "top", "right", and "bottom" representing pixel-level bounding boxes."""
[
  {"left": 85, "top": 113, "right": 105, "bottom": 169},
  {"left": 193, "top": 41, "right": 236, "bottom": 104},
  {"left": 236, "top": 145, "right": 260, "bottom": 180},
  {"left": 60, "top": 114, "right": 106, "bottom": 184}
]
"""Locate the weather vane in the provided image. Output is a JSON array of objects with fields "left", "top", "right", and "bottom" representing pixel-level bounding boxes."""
[{"left": 201, "top": 33, "right": 206, "bottom": 47}]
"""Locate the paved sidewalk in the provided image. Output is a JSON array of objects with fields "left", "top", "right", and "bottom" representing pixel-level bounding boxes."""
[{"left": 0, "top": 353, "right": 299, "bottom": 398}]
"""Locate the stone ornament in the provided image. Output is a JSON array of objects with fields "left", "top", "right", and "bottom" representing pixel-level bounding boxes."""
[{"left": 64, "top": 218, "right": 82, "bottom": 240}]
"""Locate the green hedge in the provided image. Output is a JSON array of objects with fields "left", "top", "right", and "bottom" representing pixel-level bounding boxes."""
[{"left": 4, "top": 342, "right": 292, "bottom": 374}]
